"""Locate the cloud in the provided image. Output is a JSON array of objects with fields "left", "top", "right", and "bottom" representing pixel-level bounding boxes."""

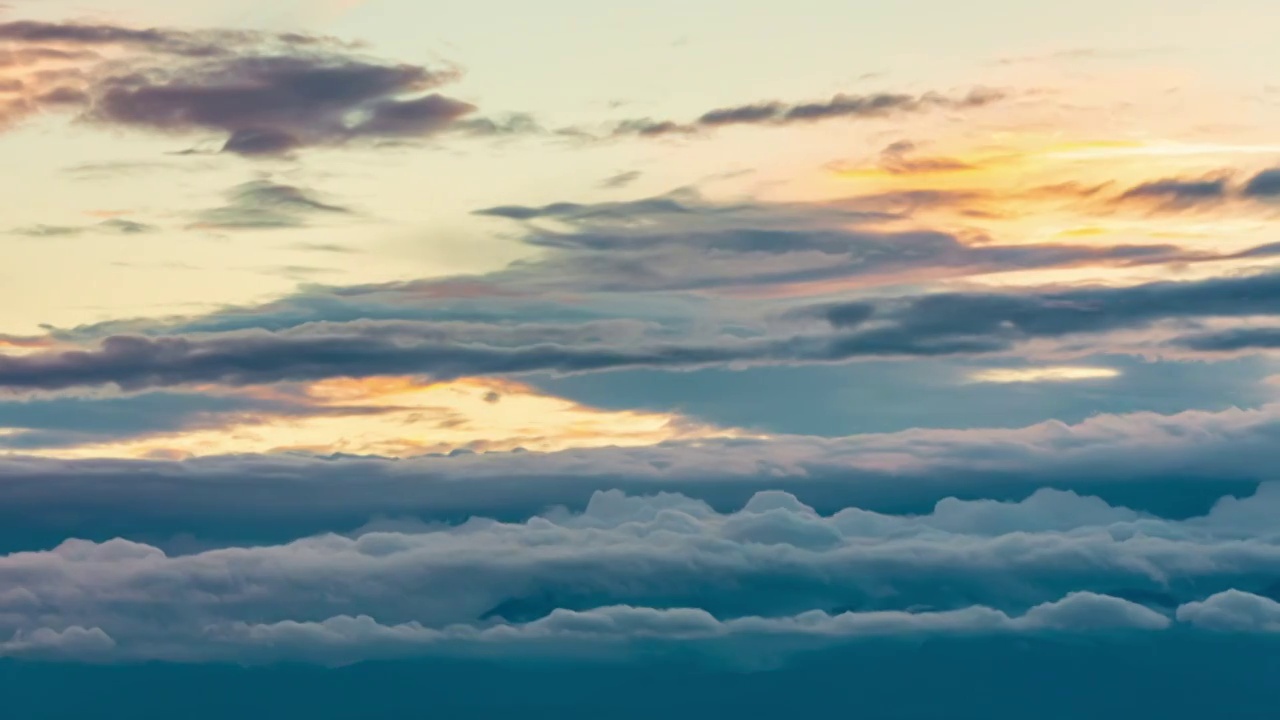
[
  {"left": 1113, "top": 176, "right": 1231, "bottom": 210},
  {"left": 0, "top": 386, "right": 400, "bottom": 451},
  {"left": 92, "top": 56, "right": 471, "bottom": 156},
  {"left": 0, "top": 626, "right": 115, "bottom": 659},
  {"left": 609, "top": 88, "right": 1004, "bottom": 138},
  {"left": 876, "top": 141, "right": 975, "bottom": 174},
  {"left": 808, "top": 268, "right": 1280, "bottom": 352},
  {"left": 202, "top": 593, "right": 1168, "bottom": 666},
  {"left": 190, "top": 179, "right": 353, "bottom": 230},
  {"left": 1110, "top": 166, "right": 1280, "bottom": 211},
  {"left": 599, "top": 170, "right": 642, "bottom": 189},
  {"left": 0, "top": 20, "right": 482, "bottom": 155},
  {"left": 1171, "top": 327, "right": 1280, "bottom": 353},
  {"left": 472, "top": 191, "right": 1267, "bottom": 294},
  {"left": 8, "top": 218, "right": 156, "bottom": 237},
  {"left": 830, "top": 140, "right": 977, "bottom": 176},
  {"left": 9, "top": 477, "right": 1280, "bottom": 664},
  {"left": 1176, "top": 591, "right": 1280, "bottom": 632},
  {"left": 0, "top": 594, "right": 1171, "bottom": 665},
  {"left": 1241, "top": 168, "right": 1280, "bottom": 199},
  {"left": 1, "top": 403, "right": 1280, "bottom": 550},
  {"left": 0, "top": 21, "right": 178, "bottom": 47},
  {"left": 452, "top": 112, "right": 541, "bottom": 137},
  {"left": 11, "top": 267, "right": 1280, "bottom": 393}
]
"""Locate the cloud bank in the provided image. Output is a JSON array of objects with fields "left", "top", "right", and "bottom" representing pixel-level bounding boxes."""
[{"left": 2, "top": 480, "right": 1280, "bottom": 664}]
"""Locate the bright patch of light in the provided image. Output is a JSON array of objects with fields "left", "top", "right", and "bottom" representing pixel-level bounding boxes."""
[{"left": 969, "top": 366, "right": 1120, "bottom": 384}]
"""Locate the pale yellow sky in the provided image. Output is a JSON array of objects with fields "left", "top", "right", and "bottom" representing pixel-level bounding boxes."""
[{"left": 1, "top": 0, "right": 1279, "bottom": 337}]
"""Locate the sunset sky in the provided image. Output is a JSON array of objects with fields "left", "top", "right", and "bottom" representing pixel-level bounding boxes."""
[{"left": 3, "top": 0, "right": 1280, "bottom": 716}]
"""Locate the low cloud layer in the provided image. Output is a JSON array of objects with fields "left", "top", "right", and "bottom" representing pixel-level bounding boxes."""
[
  {"left": 0, "top": 402, "right": 1278, "bottom": 549},
  {"left": 2, "top": 482, "right": 1279, "bottom": 664}
]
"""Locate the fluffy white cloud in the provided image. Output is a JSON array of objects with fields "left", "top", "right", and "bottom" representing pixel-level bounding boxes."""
[
  {"left": 0, "top": 626, "right": 115, "bottom": 659},
  {"left": 1, "top": 595, "right": 1171, "bottom": 665},
  {"left": 0, "top": 485, "right": 1277, "bottom": 663},
  {"left": 1176, "top": 591, "right": 1280, "bottom": 632}
]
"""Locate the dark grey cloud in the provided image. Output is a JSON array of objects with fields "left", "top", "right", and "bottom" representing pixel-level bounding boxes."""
[
  {"left": 191, "top": 179, "right": 353, "bottom": 230},
  {"left": 599, "top": 170, "right": 642, "bottom": 189},
  {"left": 0, "top": 389, "right": 390, "bottom": 451},
  {"left": 1114, "top": 176, "right": 1231, "bottom": 210},
  {"left": 0, "top": 21, "right": 484, "bottom": 155},
  {"left": 1242, "top": 168, "right": 1280, "bottom": 198},
  {"left": 91, "top": 56, "right": 473, "bottom": 156},
  {"left": 809, "top": 269, "right": 1280, "bottom": 351},
  {"left": 1111, "top": 167, "right": 1280, "bottom": 210},
  {"left": 0, "top": 20, "right": 175, "bottom": 47},
  {"left": 473, "top": 191, "right": 1280, "bottom": 293},
  {"left": 0, "top": 320, "right": 752, "bottom": 392},
  {"left": 9, "top": 269, "right": 1280, "bottom": 394},
  {"left": 1172, "top": 328, "right": 1280, "bottom": 353},
  {"left": 611, "top": 88, "right": 1004, "bottom": 138}
]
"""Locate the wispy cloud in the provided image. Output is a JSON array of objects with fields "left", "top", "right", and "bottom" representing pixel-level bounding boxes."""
[
  {"left": 190, "top": 179, "right": 354, "bottom": 230},
  {"left": 607, "top": 88, "right": 1004, "bottom": 138}
]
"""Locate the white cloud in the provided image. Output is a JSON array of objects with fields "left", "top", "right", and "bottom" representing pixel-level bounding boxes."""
[
  {"left": 0, "top": 485, "right": 1275, "bottom": 662},
  {"left": 1176, "top": 591, "right": 1280, "bottom": 632},
  {"left": 29, "top": 595, "right": 1170, "bottom": 664},
  {"left": 0, "top": 626, "right": 115, "bottom": 658}
]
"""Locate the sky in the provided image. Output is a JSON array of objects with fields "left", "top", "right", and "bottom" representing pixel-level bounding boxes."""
[{"left": 3, "top": 0, "right": 1280, "bottom": 716}]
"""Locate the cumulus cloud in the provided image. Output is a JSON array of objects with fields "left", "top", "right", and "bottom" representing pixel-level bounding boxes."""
[
  {"left": 1176, "top": 591, "right": 1280, "bottom": 632},
  {"left": 6, "top": 479, "right": 1280, "bottom": 664},
  {"left": 0, "top": 626, "right": 115, "bottom": 659},
  {"left": 204, "top": 593, "right": 1169, "bottom": 665}
]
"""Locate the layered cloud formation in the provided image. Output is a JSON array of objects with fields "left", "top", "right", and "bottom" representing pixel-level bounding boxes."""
[
  {"left": 4, "top": 7, "right": 1280, "bottom": 716},
  {"left": 3, "top": 480, "right": 1280, "bottom": 665}
]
